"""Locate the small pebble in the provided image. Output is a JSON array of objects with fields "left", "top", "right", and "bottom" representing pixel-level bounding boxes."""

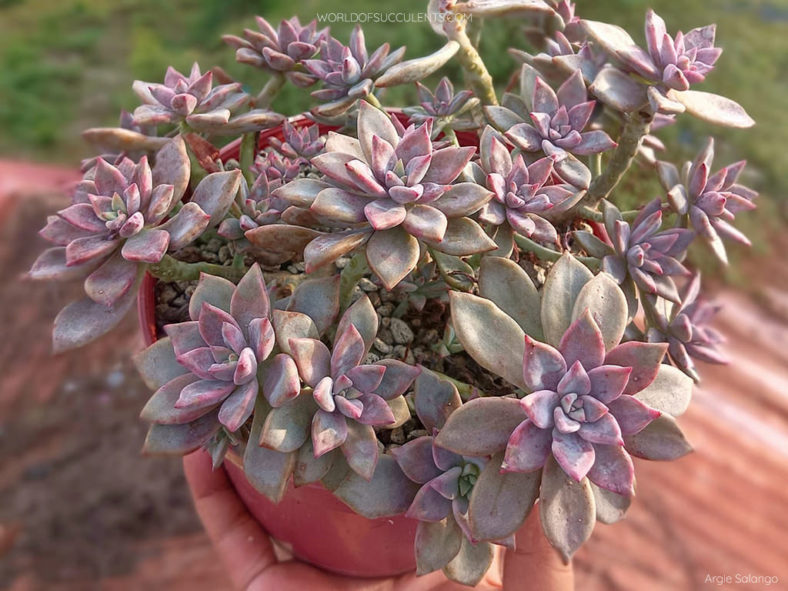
[
  {"left": 379, "top": 328, "right": 394, "bottom": 344},
  {"left": 373, "top": 338, "right": 392, "bottom": 354},
  {"left": 335, "top": 257, "right": 350, "bottom": 269},
  {"left": 390, "top": 427, "right": 406, "bottom": 444},
  {"left": 218, "top": 245, "right": 231, "bottom": 264},
  {"left": 408, "top": 429, "right": 429, "bottom": 440},
  {"left": 420, "top": 329, "right": 439, "bottom": 344},
  {"left": 389, "top": 318, "right": 414, "bottom": 344},
  {"left": 393, "top": 345, "right": 415, "bottom": 364},
  {"left": 377, "top": 303, "right": 394, "bottom": 317},
  {"left": 358, "top": 278, "right": 377, "bottom": 292},
  {"left": 364, "top": 352, "right": 382, "bottom": 364}
]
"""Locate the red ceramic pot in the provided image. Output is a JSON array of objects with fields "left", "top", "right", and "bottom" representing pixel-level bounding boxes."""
[{"left": 224, "top": 455, "right": 419, "bottom": 577}]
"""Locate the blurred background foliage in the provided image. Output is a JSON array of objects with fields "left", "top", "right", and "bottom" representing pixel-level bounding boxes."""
[{"left": 0, "top": 0, "right": 784, "bottom": 274}]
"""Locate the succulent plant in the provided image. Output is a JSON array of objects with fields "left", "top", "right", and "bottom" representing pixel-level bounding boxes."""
[
  {"left": 268, "top": 120, "right": 326, "bottom": 161},
  {"left": 267, "top": 295, "right": 420, "bottom": 479},
  {"left": 218, "top": 168, "right": 286, "bottom": 241},
  {"left": 439, "top": 254, "right": 694, "bottom": 560},
  {"left": 397, "top": 434, "right": 486, "bottom": 541},
  {"left": 32, "top": 156, "right": 184, "bottom": 294},
  {"left": 658, "top": 138, "right": 757, "bottom": 265},
  {"left": 403, "top": 77, "right": 479, "bottom": 131},
  {"left": 133, "top": 63, "right": 245, "bottom": 127},
  {"left": 269, "top": 102, "right": 494, "bottom": 288},
  {"left": 391, "top": 371, "right": 497, "bottom": 586},
  {"left": 29, "top": 138, "right": 246, "bottom": 351},
  {"left": 252, "top": 147, "right": 305, "bottom": 183},
  {"left": 474, "top": 126, "right": 577, "bottom": 245},
  {"left": 597, "top": 199, "right": 695, "bottom": 308},
  {"left": 162, "top": 264, "right": 299, "bottom": 431},
  {"left": 506, "top": 69, "right": 616, "bottom": 158},
  {"left": 304, "top": 25, "right": 405, "bottom": 115},
  {"left": 30, "top": 4, "right": 754, "bottom": 583},
  {"left": 133, "top": 63, "right": 284, "bottom": 134},
  {"left": 641, "top": 10, "right": 721, "bottom": 92},
  {"left": 503, "top": 311, "right": 664, "bottom": 488},
  {"left": 582, "top": 13, "right": 753, "bottom": 128},
  {"left": 223, "top": 17, "right": 327, "bottom": 87},
  {"left": 485, "top": 64, "right": 612, "bottom": 188},
  {"left": 646, "top": 274, "right": 728, "bottom": 382}
]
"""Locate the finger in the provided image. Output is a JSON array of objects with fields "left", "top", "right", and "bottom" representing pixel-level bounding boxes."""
[
  {"left": 183, "top": 450, "right": 277, "bottom": 590},
  {"left": 502, "top": 505, "right": 573, "bottom": 591}
]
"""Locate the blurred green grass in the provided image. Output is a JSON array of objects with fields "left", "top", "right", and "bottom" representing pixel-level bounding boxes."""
[{"left": 0, "top": 0, "right": 784, "bottom": 271}]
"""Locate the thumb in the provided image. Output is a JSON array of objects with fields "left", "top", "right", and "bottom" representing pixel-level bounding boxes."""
[
  {"left": 502, "top": 504, "right": 574, "bottom": 591},
  {"left": 183, "top": 450, "right": 278, "bottom": 590}
]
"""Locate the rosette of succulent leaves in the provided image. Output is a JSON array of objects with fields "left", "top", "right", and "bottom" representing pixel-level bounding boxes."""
[{"left": 31, "top": 0, "right": 757, "bottom": 585}]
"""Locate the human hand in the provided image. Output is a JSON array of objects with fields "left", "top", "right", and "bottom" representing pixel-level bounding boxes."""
[{"left": 184, "top": 450, "right": 573, "bottom": 590}]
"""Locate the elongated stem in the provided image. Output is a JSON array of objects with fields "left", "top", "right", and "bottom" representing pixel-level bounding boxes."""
[
  {"left": 444, "top": 20, "right": 498, "bottom": 106},
  {"left": 364, "top": 93, "right": 384, "bottom": 110},
  {"left": 582, "top": 110, "right": 653, "bottom": 207},
  {"left": 442, "top": 127, "right": 460, "bottom": 147},
  {"left": 514, "top": 234, "right": 600, "bottom": 270},
  {"left": 255, "top": 73, "right": 286, "bottom": 109},
  {"left": 577, "top": 205, "right": 640, "bottom": 223},
  {"left": 239, "top": 132, "right": 258, "bottom": 184},
  {"left": 339, "top": 252, "right": 369, "bottom": 311},
  {"left": 149, "top": 254, "right": 246, "bottom": 283},
  {"left": 178, "top": 122, "right": 208, "bottom": 189},
  {"left": 589, "top": 152, "right": 602, "bottom": 178}
]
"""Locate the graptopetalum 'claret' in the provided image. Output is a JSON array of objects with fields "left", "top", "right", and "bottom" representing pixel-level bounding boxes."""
[{"left": 30, "top": 0, "right": 756, "bottom": 584}]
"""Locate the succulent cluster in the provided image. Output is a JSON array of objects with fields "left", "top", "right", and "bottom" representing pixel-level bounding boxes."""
[
  {"left": 404, "top": 77, "right": 479, "bottom": 133},
  {"left": 658, "top": 138, "right": 758, "bottom": 265},
  {"left": 32, "top": 1, "right": 757, "bottom": 586},
  {"left": 305, "top": 25, "right": 405, "bottom": 116},
  {"left": 223, "top": 16, "right": 327, "bottom": 87}
]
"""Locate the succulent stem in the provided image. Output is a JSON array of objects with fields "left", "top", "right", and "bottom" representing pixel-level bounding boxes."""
[
  {"left": 148, "top": 254, "right": 246, "bottom": 283},
  {"left": 441, "top": 127, "right": 460, "bottom": 147},
  {"left": 444, "top": 20, "right": 498, "bottom": 106},
  {"left": 364, "top": 93, "right": 384, "bottom": 110},
  {"left": 577, "top": 205, "right": 640, "bottom": 223},
  {"left": 514, "top": 234, "right": 600, "bottom": 270},
  {"left": 239, "top": 132, "right": 258, "bottom": 184},
  {"left": 178, "top": 122, "right": 209, "bottom": 189},
  {"left": 582, "top": 109, "right": 653, "bottom": 207},
  {"left": 589, "top": 152, "right": 602, "bottom": 178},
  {"left": 255, "top": 72, "right": 286, "bottom": 109},
  {"left": 339, "top": 252, "right": 370, "bottom": 311}
]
